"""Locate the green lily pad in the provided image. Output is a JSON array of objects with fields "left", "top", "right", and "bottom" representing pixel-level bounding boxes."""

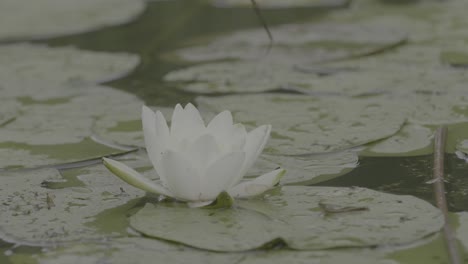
[
  {"left": 164, "top": 60, "right": 313, "bottom": 94},
  {"left": 0, "top": 42, "right": 144, "bottom": 169},
  {"left": 406, "top": 93, "right": 468, "bottom": 125},
  {"left": 247, "top": 151, "right": 359, "bottom": 185},
  {"left": 211, "top": 0, "right": 350, "bottom": 9},
  {"left": 0, "top": 163, "right": 145, "bottom": 246},
  {"left": 130, "top": 186, "right": 443, "bottom": 251},
  {"left": 0, "top": 0, "right": 146, "bottom": 41},
  {"left": 361, "top": 124, "right": 434, "bottom": 157},
  {"left": 388, "top": 212, "right": 468, "bottom": 264},
  {"left": 196, "top": 93, "right": 406, "bottom": 155},
  {"left": 170, "top": 16, "right": 407, "bottom": 63},
  {"left": 14, "top": 237, "right": 398, "bottom": 264},
  {"left": 0, "top": 85, "right": 146, "bottom": 169},
  {"left": 165, "top": 45, "right": 468, "bottom": 95},
  {"left": 0, "top": 43, "right": 140, "bottom": 97}
]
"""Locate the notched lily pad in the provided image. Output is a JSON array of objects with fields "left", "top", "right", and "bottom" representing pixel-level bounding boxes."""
[
  {"left": 0, "top": 0, "right": 146, "bottom": 41},
  {"left": 130, "top": 186, "right": 443, "bottom": 251},
  {"left": 170, "top": 16, "right": 407, "bottom": 63},
  {"left": 0, "top": 164, "right": 145, "bottom": 246},
  {"left": 196, "top": 93, "right": 406, "bottom": 155}
]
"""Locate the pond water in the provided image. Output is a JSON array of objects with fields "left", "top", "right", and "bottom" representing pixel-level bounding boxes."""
[{"left": 1, "top": 0, "right": 468, "bottom": 263}]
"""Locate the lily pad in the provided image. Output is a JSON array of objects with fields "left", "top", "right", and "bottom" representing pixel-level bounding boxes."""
[
  {"left": 170, "top": 16, "right": 407, "bottom": 63},
  {"left": 0, "top": 0, "right": 146, "bottom": 41},
  {"left": 13, "top": 237, "right": 398, "bottom": 264},
  {"left": 196, "top": 93, "right": 406, "bottom": 155},
  {"left": 211, "top": 0, "right": 350, "bottom": 9},
  {"left": 165, "top": 45, "right": 468, "bottom": 95},
  {"left": 164, "top": 60, "right": 313, "bottom": 94},
  {"left": 0, "top": 42, "right": 145, "bottom": 169},
  {"left": 0, "top": 43, "right": 140, "bottom": 98},
  {"left": 361, "top": 124, "right": 434, "bottom": 157},
  {"left": 130, "top": 186, "right": 443, "bottom": 251},
  {"left": 0, "top": 85, "right": 146, "bottom": 169},
  {"left": 0, "top": 163, "right": 145, "bottom": 246},
  {"left": 247, "top": 150, "right": 359, "bottom": 185}
]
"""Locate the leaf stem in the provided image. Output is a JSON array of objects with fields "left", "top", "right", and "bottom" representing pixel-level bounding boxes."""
[
  {"left": 250, "top": 0, "right": 273, "bottom": 55},
  {"left": 433, "top": 126, "right": 462, "bottom": 264}
]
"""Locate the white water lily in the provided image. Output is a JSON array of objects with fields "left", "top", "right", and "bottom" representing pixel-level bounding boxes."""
[{"left": 103, "top": 103, "right": 285, "bottom": 207}]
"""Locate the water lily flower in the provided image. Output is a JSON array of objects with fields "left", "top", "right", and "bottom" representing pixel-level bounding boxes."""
[{"left": 103, "top": 103, "right": 285, "bottom": 207}]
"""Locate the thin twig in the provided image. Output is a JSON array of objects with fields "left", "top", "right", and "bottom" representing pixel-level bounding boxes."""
[
  {"left": 250, "top": 0, "right": 274, "bottom": 55},
  {"left": 433, "top": 126, "right": 462, "bottom": 264}
]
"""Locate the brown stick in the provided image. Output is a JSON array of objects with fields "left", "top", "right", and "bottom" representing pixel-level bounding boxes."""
[
  {"left": 250, "top": 0, "right": 274, "bottom": 54},
  {"left": 433, "top": 126, "right": 462, "bottom": 264}
]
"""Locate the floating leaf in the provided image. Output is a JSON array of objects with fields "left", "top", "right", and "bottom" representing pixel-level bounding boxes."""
[
  {"left": 0, "top": 0, "right": 146, "bottom": 41},
  {"left": 170, "top": 16, "right": 407, "bottom": 63},
  {"left": 130, "top": 186, "right": 443, "bottom": 251},
  {"left": 247, "top": 151, "right": 359, "bottom": 185},
  {"left": 164, "top": 60, "right": 312, "bottom": 94},
  {"left": 0, "top": 43, "right": 140, "bottom": 97},
  {"left": 361, "top": 124, "right": 433, "bottom": 157},
  {"left": 0, "top": 164, "right": 145, "bottom": 246},
  {"left": 0, "top": 86, "right": 146, "bottom": 169},
  {"left": 196, "top": 94, "right": 406, "bottom": 155},
  {"left": 388, "top": 212, "right": 468, "bottom": 264},
  {"left": 0, "top": 43, "right": 147, "bottom": 168},
  {"left": 14, "top": 237, "right": 397, "bottom": 264},
  {"left": 211, "top": 0, "right": 350, "bottom": 9}
]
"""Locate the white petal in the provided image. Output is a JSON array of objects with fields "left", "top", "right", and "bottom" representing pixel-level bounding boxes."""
[
  {"left": 160, "top": 150, "right": 201, "bottom": 201},
  {"left": 240, "top": 125, "right": 271, "bottom": 176},
  {"left": 226, "top": 125, "right": 271, "bottom": 187},
  {"left": 171, "top": 103, "right": 205, "bottom": 146},
  {"left": 207, "top": 110, "right": 233, "bottom": 140},
  {"left": 102, "top": 157, "right": 173, "bottom": 197},
  {"left": 187, "top": 201, "right": 213, "bottom": 208},
  {"left": 201, "top": 152, "right": 245, "bottom": 200},
  {"left": 186, "top": 134, "right": 220, "bottom": 175},
  {"left": 230, "top": 123, "right": 247, "bottom": 151},
  {"left": 142, "top": 106, "right": 169, "bottom": 184},
  {"left": 228, "top": 168, "right": 285, "bottom": 198}
]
